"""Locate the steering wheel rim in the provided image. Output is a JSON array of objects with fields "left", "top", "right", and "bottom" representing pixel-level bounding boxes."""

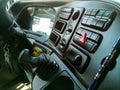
[{"left": 0, "top": 0, "right": 14, "bottom": 36}]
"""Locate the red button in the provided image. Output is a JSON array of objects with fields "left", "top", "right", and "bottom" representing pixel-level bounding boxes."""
[{"left": 77, "top": 33, "right": 87, "bottom": 45}]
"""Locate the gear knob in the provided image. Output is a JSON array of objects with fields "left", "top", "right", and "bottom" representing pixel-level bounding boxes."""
[{"left": 18, "top": 49, "right": 59, "bottom": 80}]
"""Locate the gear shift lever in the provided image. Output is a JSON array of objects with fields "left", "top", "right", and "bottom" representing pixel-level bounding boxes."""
[{"left": 18, "top": 49, "right": 59, "bottom": 80}]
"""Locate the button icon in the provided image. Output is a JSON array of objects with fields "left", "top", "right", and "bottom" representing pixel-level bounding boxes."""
[{"left": 78, "top": 33, "right": 87, "bottom": 45}]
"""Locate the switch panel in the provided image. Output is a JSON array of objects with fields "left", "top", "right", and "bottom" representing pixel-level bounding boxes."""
[
  {"left": 57, "top": 7, "right": 85, "bottom": 52},
  {"left": 59, "top": 7, "right": 74, "bottom": 20},
  {"left": 73, "top": 28, "right": 102, "bottom": 53},
  {"left": 81, "top": 9, "right": 116, "bottom": 31}
]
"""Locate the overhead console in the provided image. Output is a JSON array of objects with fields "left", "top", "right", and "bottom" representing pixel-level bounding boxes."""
[{"left": 49, "top": 1, "right": 120, "bottom": 90}]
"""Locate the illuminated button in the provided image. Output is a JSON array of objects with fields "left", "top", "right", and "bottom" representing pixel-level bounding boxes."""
[{"left": 77, "top": 33, "right": 87, "bottom": 45}]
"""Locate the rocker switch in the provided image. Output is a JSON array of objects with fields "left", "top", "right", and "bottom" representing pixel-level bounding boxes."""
[{"left": 77, "top": 33, "right": 87, "bottom": 45}]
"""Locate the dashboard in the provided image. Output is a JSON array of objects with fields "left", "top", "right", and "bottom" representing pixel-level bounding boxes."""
[
  {"left": 48, "top": 0, "right": 120, "bottom": 90},
  {"left": 7, "top": 0, "right": 120, "bottom": 90}
]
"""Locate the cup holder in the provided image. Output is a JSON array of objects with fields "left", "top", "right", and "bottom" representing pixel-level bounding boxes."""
[{"left": 43, "top": 76, "right": 74, "bottom": 90}]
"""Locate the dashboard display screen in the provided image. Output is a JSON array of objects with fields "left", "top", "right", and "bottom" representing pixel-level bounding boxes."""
[{"left": 32, "top": 16, "right": 52, "bottom": 35}]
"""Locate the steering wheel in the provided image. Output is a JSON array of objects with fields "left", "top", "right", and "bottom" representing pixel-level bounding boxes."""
[
  {"left": 0, "top": 0, "right": 13, "bottom": 36},
  {"left": 0, "top": 0, "right": 29, "bottom": 39},
  {"left": 0, "top": 0, "right": 33, "bottom": 74}
]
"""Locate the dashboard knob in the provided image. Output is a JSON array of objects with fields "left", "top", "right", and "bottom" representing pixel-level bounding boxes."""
[
  {"left": 60, "top": 38, "right": 66, "bottom": 46},
  {"left": 72, "top": 10, "right": 80, "bottom": 20},
  {"left": 66, "top": 25, "right": 73, "bottom": 34},
  {"left": 59, "top": 38, "right": 67, "bottom": 51},
  {"left": 73, "top": 55, "right": 82, "bottom": 66}
]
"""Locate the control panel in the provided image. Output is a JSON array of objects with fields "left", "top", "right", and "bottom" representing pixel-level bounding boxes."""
[
  {"left": 65, "top": 45, "right": 90, "bottom": 73},
  {"left": 10, "top": 0, "right": 120, "bottom": 90},
  {"left": 81, "top": 9, "right": 116, "bottom": 31},
  {"left": 73, "top": 27, "right": 102, "bottom": 53},
  {"left": 49, "top": 6, "right": 116, "bottom": 74},
  {"left": 59, "top": 7, "right": 74, "bottom": 20},
  {"left": 56, "top": 7, "right": 85, "bottom": 52},
  {"left": 48, "top": 0, "right": 120, "bottom": 90}
]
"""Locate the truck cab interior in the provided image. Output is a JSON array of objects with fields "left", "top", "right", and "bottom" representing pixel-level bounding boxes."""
[{"left": 0, "top": 0, "right": 120, "bottom": 90}]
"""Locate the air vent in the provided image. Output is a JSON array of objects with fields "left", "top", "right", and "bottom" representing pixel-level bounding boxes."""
[
  {"left": 54, "top": 20, "right": 67, "bottom": 33},
  {"left": 49, "top": 32, "right": 60, "bottom": 46}
]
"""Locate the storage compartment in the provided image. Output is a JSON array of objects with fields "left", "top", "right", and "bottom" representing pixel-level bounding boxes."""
[
  {"left": 42, "top": 71, "right": 81, "bottom": 90},
  {"left": 43, "top": 76, "right": 74, "bottom": 90}
]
